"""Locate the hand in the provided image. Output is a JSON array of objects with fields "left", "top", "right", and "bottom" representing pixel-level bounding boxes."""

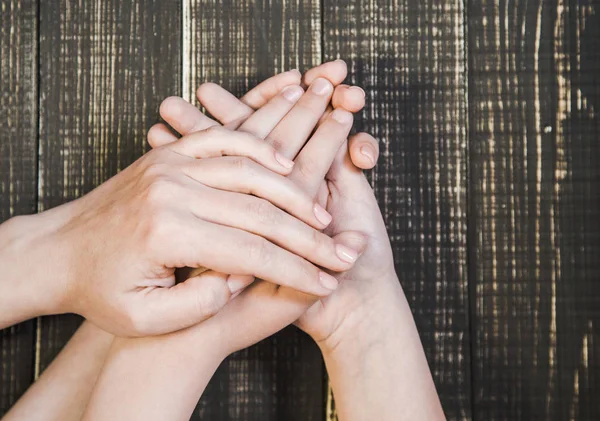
[
  {"left": 146, "top": 62, "right": 384, "bottom": 353},
  {"left": 2, "top": 128, "right": 359, "bottom": 336},
  {"left": 154, "top": 62, "right": 394, "bottom": 349},
  {"left": 180, "top": 68, "right": 442, "bottom": 421}
]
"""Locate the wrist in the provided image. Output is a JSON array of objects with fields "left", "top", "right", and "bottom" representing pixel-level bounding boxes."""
[
  {"left": 316, "top": 273, "right": 409, "bottom": 358},
  {"left": 0, "top": 206, "right": 76, "bottom": 324}
]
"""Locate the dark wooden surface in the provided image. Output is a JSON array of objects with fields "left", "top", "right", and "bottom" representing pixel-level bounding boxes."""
[
  {"left": 0, "top": 0, "right": 598, "bottom": 420},
  {"left": 0, "top": 0, "right": 37, "bottom": 412}
]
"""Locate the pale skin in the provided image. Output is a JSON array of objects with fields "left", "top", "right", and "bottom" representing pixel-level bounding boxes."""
[
  {"left": 2, "top": 61, "right": 381, "bottom": 421},
  {"left": 2, "top": 61, "right": 445, "bottom": 420},
  {"left": 0, "top": 65, "right": 366, "bottom": 337}
]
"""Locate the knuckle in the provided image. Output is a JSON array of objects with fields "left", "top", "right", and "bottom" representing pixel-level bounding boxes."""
[
  {"left": 266, "top": 136, "right": 284, "bottom": 152},
  {"left": 228, "top": 156, "right": 254, "bottom": 173},
  {"left": 145, "top": 177, "right": 175, "bottom": 205},
  {"left": 296, "top": 101, "right": 323, "bottom": 120},
  {"left": 144, "top": 208, "right": 178, "bottom": 251},
  {"left": 246, "top": 198, "right": 280, "bottom": 226},
  {"left": 296, "top": 155, "right": 319, "bottom": 179}
]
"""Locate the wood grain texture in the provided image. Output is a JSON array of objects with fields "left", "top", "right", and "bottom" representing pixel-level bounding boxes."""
[
  {"left": 36, "top": 0, "right": 181, "bottom": 374},
  {"left": 182, "top": 1, "right": 325, "bottom": 420},
  {"left": 469, "top": 0, "right": 600, "bottom": 419},
  {"left": 323, "top": 1, "right": 471, "bottom": 419},
  {"left": 0, "top": 0, "right": 38, "bottom": 415}
]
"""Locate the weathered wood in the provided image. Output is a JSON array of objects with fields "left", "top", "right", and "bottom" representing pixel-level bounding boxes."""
[
  {"left": 469, "top": 1, "right": 600, "bottom": 419},
  {"left": 323, "top": 1, "right": 471, "bottom": 419},
  {"left": 36, "top": 0, "right": 181, "bottom": 374},
  {"left": 182, "top": 1, "right": 325, "bottom": 420},
  {"left": 0, "top": 0, "right": 38, "bottom": 415}
]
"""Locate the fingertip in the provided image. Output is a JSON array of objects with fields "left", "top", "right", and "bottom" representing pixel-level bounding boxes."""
[
  {"left": 274, "top": 151, "right": 296, "bottom": 172},
  {"left": 196, "top": 82, "right": 219, "bottom": 103},
  {"left": 147, "top": 123, "right": 178, "bottom": 148},
  {"left": 227, "top": 274, "right": 254, "bottom": 296},
  {"left": 346, "top": 86, "right": 366, "bottom": 111},
  {"left": 159, "top": 96, "right": 187, "bottom": 119},
  {"left": 303, "top": 60, "right": 348, "bottom": 87},
  {"left": 332, "top": 85, "right": 365, "bottom": 113},
  {"left": 349, "top": 133, "right": 379, "bottom": 169}
]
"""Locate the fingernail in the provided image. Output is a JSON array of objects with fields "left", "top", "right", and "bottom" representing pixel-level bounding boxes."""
[
  {"left": 228, "top": 275, "right": 253, "bottom": 295},
  {"left": 282, "top": 85, "right": 303, "bottom": 102},
  {"left": 360, "top": 146, "right": 376, "bottom": 166},
  {"left": 313, "top": 203, "right": 333, "bottom": 226},
  {"left": 319, "top": 272, "right": 339, "bottom": 291},
  {"left": 335, "top": 58, "right": 346, "bottom": 64},
  {"left": 335, "top": 244, "right": 358, "bottom": 263},
  {"left": 288, "top": 69, "right": 302, "bottom": 77},
  {"left": 275, "top": 151, "right": 295, "bottom": 169},
  {"left": 350, "top": 86, "right": 366, "bottom": 97},
  {"left": 331, "top": 109, "right": 353, "bottom": 124},
  {"left": 311, "top": 78, "right": 332, "bottom": 95}
]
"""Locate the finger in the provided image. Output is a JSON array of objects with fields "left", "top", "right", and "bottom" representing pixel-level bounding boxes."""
[
  {"left": 348, "top": 132, "right": 379, "bottom": 169},
  {"left": 209, "top": 280, "right": 316, "bottom": 354},
  {"left": 314, "top": 83, "right": 365, "bottom": 128},
  {"left": 227, "top": 274, "right": 255, "bottom": 299},
  {"left": 240, "top": 69, "right": 302, "bottom": 109},
  {"left": 289, "top": 109, "right": 354, "bottom": 196},
  {"left": 168, "top": 128, "right": 295, "bottom": 175},
  {"left": 174, "top": 219, "right": 341, "bottom": 297},
  {"left": 137, "top": 270, "right": 231, "bottom": 335},
  {"left": 159, "top": 96, "right": 218, "bottom": 135},
  {"left": 302, "top": 59, "right": 348, "bottom": 87},
  {"left": 237, "top": 85, "right": 304, "bottom": 138},
  {"left": 331, "top": 84, "right": 366, "bottom": 112},
  {"left": 266, "top": 78, "right": 334, "bottom": 158},
  {"left": 147, "top": 123, "right": 178, "bottom": 148},
  {"left": 187, "top": 187, "right": 357, "bottom": 272},
  {"left": 181, "top": 155, "right": 329, "bottom": 229},
  {"left": 326, "top": 139, "right": 366, "bottom": 189},
  {"left": 196, "top": 83, "right": 254, "bottom": 129}
]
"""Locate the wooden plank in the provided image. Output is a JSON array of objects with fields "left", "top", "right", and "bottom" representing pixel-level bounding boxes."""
[
  {"left": 323, "top": 1, "right": 471, "bottom": 419},
  {"left": 469, "top": 1, "right": 600, "bottom": 419},
  {"left": 182, "top": 1, "right": 325, "bottom": 420},
  {"left": 0, "top": 0, "right": 38, "bottom": 415},
  {"left": 36, "top": 0, "right": 181, "bottom": 374}
]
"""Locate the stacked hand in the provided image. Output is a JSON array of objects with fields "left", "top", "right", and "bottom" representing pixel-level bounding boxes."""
[
  {"left": 144, "top": 61, "right": 400, "bottom": 355},
  {"left": 1, "top": 60, "right": 444, "bottom": 421}
]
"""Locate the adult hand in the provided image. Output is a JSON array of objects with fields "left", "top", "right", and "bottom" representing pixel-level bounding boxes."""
[{"left": 0, "top": 128, "right": 358, "bottom": 337}]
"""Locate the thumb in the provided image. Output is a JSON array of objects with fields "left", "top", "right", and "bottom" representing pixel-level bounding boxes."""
[
  {"left": 138, "top": 270, "right": 234, "bottom": 335},
  {"left": 328, "top": 139, "right": 365, "bottom": 186}
]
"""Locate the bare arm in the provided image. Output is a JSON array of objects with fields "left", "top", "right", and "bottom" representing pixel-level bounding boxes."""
[
  {"left": 2, "top": 322, "right": 113, "bottom": 421},
  {"left": 318, "top": 279, "right": 445, "bottom": 421}
]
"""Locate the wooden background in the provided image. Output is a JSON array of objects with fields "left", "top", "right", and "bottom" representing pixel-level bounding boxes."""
[{"left": 0, "top": 0, "right": 598, "bottom": 420}]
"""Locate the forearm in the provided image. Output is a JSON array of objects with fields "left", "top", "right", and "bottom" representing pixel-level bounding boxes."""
[
  {"left": 2, "top": 322, "right": 114, "bottom": 421},
  {"left": 82, "top": 282, "right": 316, "bottom": 421},
  {"left": 0, "top": 209, "right": 73, "bottom": 328},
  {"left": 82, "top": 321, "right": 225, "bottom": 421},
  {"left": 321, "top": 279, "right": 445, "bottom": 421}
]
